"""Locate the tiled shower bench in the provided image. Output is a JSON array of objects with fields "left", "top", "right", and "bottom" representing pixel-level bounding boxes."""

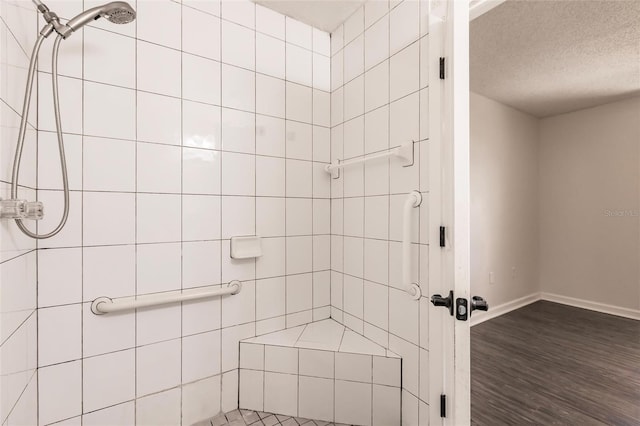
[{"left": 239, "top": 319, "right": 401, "bottom": 426}]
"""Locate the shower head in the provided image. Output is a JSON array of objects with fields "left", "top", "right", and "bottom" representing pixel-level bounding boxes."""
[{"left": 63, "top": 1, "right": 135, "bottom": 36}]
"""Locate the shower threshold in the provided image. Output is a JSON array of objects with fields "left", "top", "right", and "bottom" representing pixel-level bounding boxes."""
[{"left": 196, "top": 409, "right": 351, "bottom": 426}]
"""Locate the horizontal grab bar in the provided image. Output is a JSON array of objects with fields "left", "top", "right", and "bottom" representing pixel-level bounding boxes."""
[
  {"left": 91, "top": 281, "right": 242, "bottom": 315},
  {"left": 325, "top": 142, "right": 414, "bottom": 179}
]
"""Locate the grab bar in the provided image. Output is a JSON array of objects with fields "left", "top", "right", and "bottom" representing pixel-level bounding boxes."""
[
  {"left": 325, "top": 142, "right": 414, "bottom": 179},
  {"left": 90, "top": 281, "right": 242, "bottom": 315},
  {"left": 403, "top": 191, "right": 422, "bottom": 300}
]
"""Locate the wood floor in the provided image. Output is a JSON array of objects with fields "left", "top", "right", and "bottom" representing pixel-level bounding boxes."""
[{"left": 471, "top": 301, "right": 640, "bottom": 425}]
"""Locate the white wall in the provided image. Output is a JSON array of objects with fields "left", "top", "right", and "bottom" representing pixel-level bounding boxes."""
[
  {"left": 470, "top": 92, "right": 540, "bottom": 308},
  {"left": 539, "top": 96, "right": 640, "bottom": 311},
  {"left": 0, "top": 1, "right": 39, "bottom": 424},
  {"left": 0, "top": 1, "right": 331, "bottom": 425},
  {"left": 330, "top": 0, "right": 431, "bottom": 423},
  {"left": 470, "top": 93, "right": 640, "bottom": 315}
]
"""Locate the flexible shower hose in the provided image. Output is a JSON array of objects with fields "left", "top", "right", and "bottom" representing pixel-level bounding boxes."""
[{"left": 11, "top": 33, "right": 70, "bottom": 239}]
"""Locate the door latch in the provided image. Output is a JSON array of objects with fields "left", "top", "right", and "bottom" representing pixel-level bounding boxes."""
[
  {"left": 430, "top": 290, "right": 454, "bottom": 316},
  {"left": 455, "top": 296, "right": 489, "bottom": 321},
  {"left": 455, "top": 297, "right": 468, "bottom": 321},
  {"left": 432, "top": 291, "right": 489, "bottom": 320}
]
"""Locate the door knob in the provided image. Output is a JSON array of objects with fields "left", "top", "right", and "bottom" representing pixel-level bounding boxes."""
[
  {"left": 471, "top": 296, "right": 488, "bottom": 313},
  {"left": 431, "top": 290, "right": 454, "bottom": 316}
]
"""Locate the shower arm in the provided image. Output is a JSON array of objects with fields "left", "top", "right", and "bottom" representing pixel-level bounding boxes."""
[
  {"left": 30, "top": 0, "right": 70, "bottom": 37},
  {"left": 32, "top": 0, "right": 47, "bottom": 12}
]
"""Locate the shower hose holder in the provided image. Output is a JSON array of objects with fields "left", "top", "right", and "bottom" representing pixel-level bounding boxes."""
[{"left": 0, "top": 199, "right": 44, "bottom": 220}]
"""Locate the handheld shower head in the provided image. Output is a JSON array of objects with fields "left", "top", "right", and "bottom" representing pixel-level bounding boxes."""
[
  {"left": 63, "top": 1, "right": 135, "bottom": 36},
  {"left": 104, "top": 4, "right": 136, "bottom": 24}
]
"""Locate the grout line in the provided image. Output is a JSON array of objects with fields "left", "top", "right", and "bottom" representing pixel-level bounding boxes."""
[
  {"left": 283, "top": 19, "right": 289, "bottom": 331},
  {"left": 178, "top": 1, "right": 185, "bottom": 421},
  {"left": 36, "top": 69, "right": 331, "bottom": 117},
  {"left": 93, "top": 5, "right": 333, "bottom": 60},
  {"left": 340, "top": 15, "right": 346, "bottom": 330},
  {"left": 2, "top": 369, "right": 38, "bottom": 426},
  {"left": 386, "top": 0, "right": 392, "bottom": 353},
  {"left": 0, "top": 308, "right": 37, "bottom": 353},
  {"left": 78, "top": 9, "right": 85, "bottom": 423},
  {"left": 360, "top": 7, "right": 367, "bottom": 340},
  {"left": 251, "top": 8, "right": 259, "bottom": 414},
  {"left": 310, "top": 21, "right": 316, "bottom": 324}
]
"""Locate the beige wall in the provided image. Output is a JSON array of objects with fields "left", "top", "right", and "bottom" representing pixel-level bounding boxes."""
[
  {"left": 539, "top": 97, "right": 640, "bottom": 310},
  {"left": 471, "top": 93, "right": 640, "bottom": 312},
  {"left": 470, "top": 92, "right": 540, "bottom": 307}
]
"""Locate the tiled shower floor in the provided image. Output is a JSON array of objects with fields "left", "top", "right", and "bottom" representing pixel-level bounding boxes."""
[{"left": 196, "top": 409, "right": 354, "bottom": 426}]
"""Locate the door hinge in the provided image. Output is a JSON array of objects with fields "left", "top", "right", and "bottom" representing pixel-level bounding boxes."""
[
  {"left": 439, "top": 57, "right": 445, "bottom": 79},
  {"left": 440, "top": 394, "right": 447, "bottom": 417},
  {"left": 439, "top": 226, "right": 445, "bottom": 247}
]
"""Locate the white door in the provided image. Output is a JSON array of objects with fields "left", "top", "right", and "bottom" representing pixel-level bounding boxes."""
[{"left": 428, "top": 0, "right": 472, "bottom": 424}]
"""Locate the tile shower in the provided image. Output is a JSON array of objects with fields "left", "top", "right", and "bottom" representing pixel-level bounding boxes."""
[{"left": 0, "top": 0, "right": 432, "bottom": 425}]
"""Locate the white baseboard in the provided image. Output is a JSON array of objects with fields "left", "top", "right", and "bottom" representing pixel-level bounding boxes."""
[
  {"left": 540, "top": 292, "right": 640, "bottom": 321},
  {"left": 470, "top": 291, "right": 640, "bottom": 325},
  {"left": 470, "top": 292, "right": 541, "bottom": 326}
]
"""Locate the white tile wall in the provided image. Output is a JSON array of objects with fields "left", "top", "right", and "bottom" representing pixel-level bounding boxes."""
[
  {"left": 0, "top": 1, "right": 38, "bottom": 424},
  {"left": 240, "top": 340, "right": 401, "bottom": 425},
  {"left": 264, "top": 372, "right": 298, "bottom": 416},
  {"left": 335, "top": 380, "right": 372, "bottom": 425},
  {"left": 239, "top": 318, "right": 402, "bottom": 424},
  {"left": 0, "top": 0, "right": 439, "bottom": 423},
  {"left": 330, "top": 0, "right": 431, "bottom": 424},
  {"left": 0, "top": 1, "right": 330, "bottom": 425}
]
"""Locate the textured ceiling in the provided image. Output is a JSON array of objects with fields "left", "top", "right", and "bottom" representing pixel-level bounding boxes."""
[
  {"left": 254, "top": 0, "right": 365, "bottom": 33},
  {"left": 470, "top": 0, "right": 640, "bottom": 117}
]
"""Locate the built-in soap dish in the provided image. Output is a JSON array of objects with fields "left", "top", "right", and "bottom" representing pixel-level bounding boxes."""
[{"left": 230, "top": 236, "right": 262, "bottom": 259}]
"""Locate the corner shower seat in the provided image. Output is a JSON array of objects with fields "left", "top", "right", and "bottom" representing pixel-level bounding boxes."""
[{"left": 238, "top": 319, "right": 401, "bottom": 426}]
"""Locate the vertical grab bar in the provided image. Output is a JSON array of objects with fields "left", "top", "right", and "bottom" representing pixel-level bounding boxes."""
[{"left": 403, "top": 190, "right": 423, "bottom": 300}]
